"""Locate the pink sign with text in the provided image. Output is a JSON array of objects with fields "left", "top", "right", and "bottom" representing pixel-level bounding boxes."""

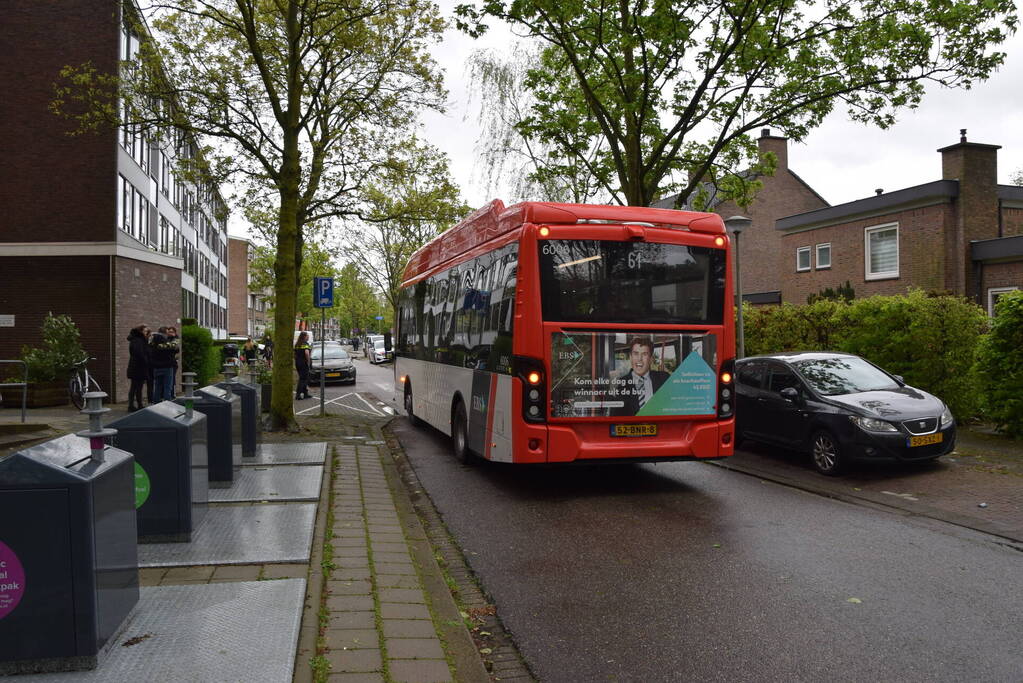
[{"left": 0, "top": 540, "right": 26, "bottom": 619}]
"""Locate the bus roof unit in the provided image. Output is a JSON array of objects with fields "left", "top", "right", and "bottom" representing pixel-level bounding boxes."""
[{"left": 403, "top": 200, "right": 725, "bottom": 283}]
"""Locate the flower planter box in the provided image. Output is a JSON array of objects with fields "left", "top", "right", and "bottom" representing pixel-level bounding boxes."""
[{"left": 1, "top": 380, "right": 68, "bottom": 408}]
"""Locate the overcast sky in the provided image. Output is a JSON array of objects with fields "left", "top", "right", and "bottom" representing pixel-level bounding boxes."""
[{"left": 420, "top": 5, "right": 1023, "bottom": 211}]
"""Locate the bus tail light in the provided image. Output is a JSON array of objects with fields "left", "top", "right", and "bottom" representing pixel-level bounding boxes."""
[
  {"left": 718, "top": 359, "right": 735, "bottom": 418},
  {"left": 514, "top": 356, "right": 547, "bottom": 423}
]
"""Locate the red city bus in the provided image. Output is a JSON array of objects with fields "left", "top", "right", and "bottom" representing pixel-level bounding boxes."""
[{"left": 395, "top": 200, "right": 735, "bottom": 464}]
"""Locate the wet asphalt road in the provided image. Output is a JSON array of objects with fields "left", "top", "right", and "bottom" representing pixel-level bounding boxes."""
[{"left": 360, "top": 360, "right": 1023, "bottom": 682}]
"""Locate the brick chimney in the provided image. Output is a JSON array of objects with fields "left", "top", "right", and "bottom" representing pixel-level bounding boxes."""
[
  {"left": 938, "top": 129, "right": 1000, "bottom": 300},
  {"left": 758, "top": 128, "right": 788, "bottom": 172}
]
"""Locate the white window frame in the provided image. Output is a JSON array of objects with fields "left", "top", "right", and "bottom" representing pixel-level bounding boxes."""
[
  {"left": 815, "top": 243, "right": 831, "bottom": 270},
  {"left": 988, "top": 287, "right": 1019, "bottom": 317},
  {"left": 864, "top": 223, "right": 899, "bottom": 280},
  {"left": 796, "top": 246, "right": 811, "bottom": 272}
]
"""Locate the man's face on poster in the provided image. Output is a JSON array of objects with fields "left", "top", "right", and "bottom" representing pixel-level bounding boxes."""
[{"left": 630, "top": 343, "right": 652, "bottom": 377}]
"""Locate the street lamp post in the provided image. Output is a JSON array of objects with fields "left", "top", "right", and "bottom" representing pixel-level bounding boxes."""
[{"left": 724, "top": 215, "right": 752, "bottom": 359}]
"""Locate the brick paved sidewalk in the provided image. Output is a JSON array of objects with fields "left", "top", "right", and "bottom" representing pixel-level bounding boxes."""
[
  {"left": 0, "top": 399, "right": 491, "bottom": 683},
  {"left": 323, "top": 437, "right": 454, "bottom": 682}
]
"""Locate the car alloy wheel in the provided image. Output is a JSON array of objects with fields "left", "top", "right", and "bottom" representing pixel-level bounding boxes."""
[{"left": 811, "top": 430, "right": 844, "bottom": 476}]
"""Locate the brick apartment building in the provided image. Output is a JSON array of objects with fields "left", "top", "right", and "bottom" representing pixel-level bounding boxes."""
[
  {"left": 227, "top": 237, "right": 269, "bottom": 339},
  {"left": 0, "top": 0, "right": 229, "bottom": 402},
  {"left": 777, "top": 131, "right": 1023, "bottom": 313},
  {"left": 654, "top": 129, "right": 1022, "bottom": 315}
]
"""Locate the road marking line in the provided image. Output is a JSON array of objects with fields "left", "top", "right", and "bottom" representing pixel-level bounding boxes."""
[
  {"left": 294, "top": 392, "right": 354, "bottom": 415},
  {"left": 354, "top": 392, "right": 385, "bottom": 416}
]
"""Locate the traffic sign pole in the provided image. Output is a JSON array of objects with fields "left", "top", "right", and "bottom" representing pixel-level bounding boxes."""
[
  {"left": 320, "top": 308, "right": 325, "bottom": 417},
  {"left": 312, "top": 277, "right": 334, "bottom": 418}
]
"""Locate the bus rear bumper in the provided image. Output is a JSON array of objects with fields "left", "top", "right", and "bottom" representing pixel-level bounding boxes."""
[{"left": 543, "top": 419, "right": 733, "bottom": 463}]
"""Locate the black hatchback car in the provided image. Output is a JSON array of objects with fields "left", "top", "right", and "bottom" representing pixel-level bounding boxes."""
[{"left": 735, "top": 352, "right": 955, "bottom": 475}]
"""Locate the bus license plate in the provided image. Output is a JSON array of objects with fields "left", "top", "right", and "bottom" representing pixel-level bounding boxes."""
[
  {"left": 611, "top": 424, "right": 657, "bottom": 437},
  {"left": 908, "top": 433, "right": 942, "bottom": 447}
]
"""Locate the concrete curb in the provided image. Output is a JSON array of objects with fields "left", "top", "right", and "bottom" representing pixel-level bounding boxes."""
[
  {"left": 386, "top": 421, "right": 536, "bottom": 683},
  {"left": 379, "top": 425, "right": 493, "bottom": 683}
]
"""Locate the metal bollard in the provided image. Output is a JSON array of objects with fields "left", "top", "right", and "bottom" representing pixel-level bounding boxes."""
[
  {"left": 221, "top": 365, "right": 237, "bottom": 395},
  {"left": 181, "top": 372, "right": 197, "bottom": 420},
  {"left": 75, "top": 391, "right": 117, "bottom": 463}
]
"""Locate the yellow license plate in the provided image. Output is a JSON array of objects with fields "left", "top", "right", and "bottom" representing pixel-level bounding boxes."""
[
  {"left": 908, "top": 433, "right": 943, "bottom": 447},
  {"left": 611, "top": 424, "right": 658, "bottom": 437},
  {"left": 326, "top": 372, "right": 341, "bottom": 377}
]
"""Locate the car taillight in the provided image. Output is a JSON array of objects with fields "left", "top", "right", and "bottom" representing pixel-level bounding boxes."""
[
  {"left": 718, "top": 359, "right": 735, "bottom": 418},
  {"left": 514, "top": 356, "right": 547, "bottom": 423}
]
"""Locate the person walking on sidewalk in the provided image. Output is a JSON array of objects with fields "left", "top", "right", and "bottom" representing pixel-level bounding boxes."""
[
  {"left": 294, "top": 332, "right": 312, "bottom": 400},
  {"left": 150, "top": 326, "right": 179, "bottom": 402},
  {"left": 261, "top": 335, "right": 274, "bottom": 368},
  {"left": 242, "top": 337, "right": 258, "bottom": 366},
  {"left": 166, "top": 325, "right": 180, "bottom": 397},
  {"left": 126, "top": 325, "right": 150, "bottom": 411},
  {"left": 143, "top": 325, "right": 155, "bottom": 405}
]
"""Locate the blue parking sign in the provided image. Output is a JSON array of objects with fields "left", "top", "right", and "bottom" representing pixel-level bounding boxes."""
[{"left": 313, "top": 277, "right": 334, "bottom": 308}]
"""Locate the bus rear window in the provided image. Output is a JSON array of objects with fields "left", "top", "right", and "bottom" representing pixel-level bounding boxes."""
[{"left": 538, "top": 240, "right": 726, "bottom": 325}]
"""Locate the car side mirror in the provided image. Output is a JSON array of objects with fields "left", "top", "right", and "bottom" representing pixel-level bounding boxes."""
[
  {"left": 893, "top": 374, "right": 904, "bottom": 384},
  {"left": 780, "top": 387, "right": 800, "bottom": 403}
]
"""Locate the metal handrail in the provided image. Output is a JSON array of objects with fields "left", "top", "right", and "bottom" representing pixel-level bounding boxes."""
[{"left": 0, "top": 360, "right": 29, "bottom": 423}]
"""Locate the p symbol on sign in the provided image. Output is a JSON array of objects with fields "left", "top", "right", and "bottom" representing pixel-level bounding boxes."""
[{"left": 313, "top": 276, "right": 334, "bottom": 308}]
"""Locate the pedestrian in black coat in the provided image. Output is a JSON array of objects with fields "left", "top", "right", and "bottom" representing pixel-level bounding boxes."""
[
  {"left": 294, "top": 332, "right": 312, "bottom": 400},
  {"left": 144, "top": 326, "right": 155, "bottom": 404},
  {"left": 127, "top": 325, "right": 150, "bottom": 411}
]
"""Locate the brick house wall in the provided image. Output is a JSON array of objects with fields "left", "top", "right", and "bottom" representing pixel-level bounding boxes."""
[
  {"left": 1003, "top": 207, "right": 1023, "bottom": 237},
  {"left": 111, "top": 257, "right": 182, "bottom": 401},
  {"left": 652, "top": 130, "right": 830, "bottom": 302},
  {"left": 718, "top": 133, "right": 830, "bottom": 299},
  {"left": 781, "top": 202, "right": 955, "bottom": 304},
  {"left": 777, "top": 135, "right": 1020, "bottom": 307},
  {"left": 981, "top": 262, "right": 1023, "bottom": 294},
  {"left": 939, "top": 141, "right": 1000, "bottom": 296},
  {"left": 0, "top": 256, "right": 112, "bottom": 395}
]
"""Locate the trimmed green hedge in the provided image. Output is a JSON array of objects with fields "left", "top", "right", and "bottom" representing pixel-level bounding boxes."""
[
  {"left": 180, "top": 324, "right": 221, "bottom": 387},
  {"left": 741, "top": 290, "right": 988, "bottom": 420},
  {"left": 975, "top": 290, "right": 1023, "bottom": 437}
]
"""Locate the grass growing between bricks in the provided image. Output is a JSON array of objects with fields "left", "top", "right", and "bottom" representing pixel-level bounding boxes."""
[
  {"left": 383, "top": 423, "right": 534, "bottom": 682},
  {"left": 311, "top": 446, "right": 339, "bottom": 682}
]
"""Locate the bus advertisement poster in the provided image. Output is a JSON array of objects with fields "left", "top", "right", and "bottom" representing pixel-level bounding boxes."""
[{"left": 550, "top": 332, "right": 718, "bottom": 418}]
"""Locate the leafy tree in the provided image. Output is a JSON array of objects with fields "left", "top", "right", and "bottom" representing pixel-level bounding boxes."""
[
  {"left": 53, "top": 0, "right": 446, "bottom": 429},
  {"left": 975, "top": 290, "right": 1023, "bottom": 436},
  {"left": 347, "top": 140, "right": 470, "bottom": 321},
  {"left": 456, "top": 0, "right": 1018, "bottom": 207},
  {"left": 335, "top": 263, "right": 388, "bottom": 336},
  {"left": 1012, "top": 168, "right": 1023, "bottom": 186},
  {"left": 468, "top": 45, "right": 610, "bottom": 203}
]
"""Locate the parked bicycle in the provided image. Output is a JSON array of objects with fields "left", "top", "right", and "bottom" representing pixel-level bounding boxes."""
[{"left": 69, "top": 356, "right": 102, "bottom": 409}]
